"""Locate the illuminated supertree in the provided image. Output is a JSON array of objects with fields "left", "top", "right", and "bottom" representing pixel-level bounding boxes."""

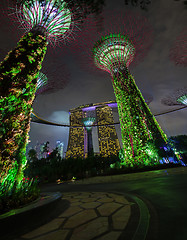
[
  {"left": 35, "top": 58, "right": 70, "bottom": 95},
  {"left": 77, "top": 12, "right": 168, "bottom": 167},
  {"left": 82, "top": 117, "right": 95, "bottom": 157},
  {"left": 0, "top": 0, "right": 75, "bottom": 186},
  {"left": 35, "top": 72, "right": 48, "bottom": 94},
  {"left": 169, "top": 28, "right": 187, "bottom": 67},
  {"left": 161, "top": 87, "right": 187, "bottom": 106}
]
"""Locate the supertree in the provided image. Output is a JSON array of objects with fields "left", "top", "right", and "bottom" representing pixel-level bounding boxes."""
[
  {"left": 77, "top": 11, "right": 168, "bottom": 167},
  {"left": 35, "top": 72, "right": 48, "bottom": 95},
  {"left": 35, "top": 57, "right": 70, "bottom": 95},
  {"left": 169, "top": 28, "right": 187, "bottom": 67},
  {"left": 0, "top": 0, "right": 76, "bottom": 187},
  {"left": 161, "top": 87, "right": 187, "bottom": 106},
  {"left": 82, "top": 117, "right": 95, "bottom": 157}
]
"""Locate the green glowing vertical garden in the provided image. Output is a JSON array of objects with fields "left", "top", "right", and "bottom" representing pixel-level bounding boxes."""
[
  {"left": 93, "top": 34, "right": 168, "bottom": 167},
  {"left": 0, "top": 0, "right": 73, "bottom": 189},
  {"left": 0, "top": 31, "right": 47, "bottom": 184}
]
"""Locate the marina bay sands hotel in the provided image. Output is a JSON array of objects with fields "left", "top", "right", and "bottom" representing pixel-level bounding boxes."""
[{"left": 66, "top": 101, "right": 121, "bottom": 158}]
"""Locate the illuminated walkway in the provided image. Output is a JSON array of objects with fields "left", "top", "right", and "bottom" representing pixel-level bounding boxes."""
[{"left": 20, "top": 192, "right": 133, "bottom": 240}]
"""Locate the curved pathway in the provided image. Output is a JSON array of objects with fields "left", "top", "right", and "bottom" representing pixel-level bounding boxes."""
[{"left": 20, "top": 192, "right": 132, "bottom": 240}]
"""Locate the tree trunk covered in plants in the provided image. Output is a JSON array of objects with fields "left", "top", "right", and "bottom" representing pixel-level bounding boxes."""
[
  {"left": 112, "top": 67, "right": 168, "bottom": 167},
  {"left": 0, "top": 31, "right": 47, "bottom": 185}
]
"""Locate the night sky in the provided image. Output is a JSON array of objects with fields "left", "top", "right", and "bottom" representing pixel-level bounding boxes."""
[{"left": 0, "top": 0, "right": 186, "bottom": 153}]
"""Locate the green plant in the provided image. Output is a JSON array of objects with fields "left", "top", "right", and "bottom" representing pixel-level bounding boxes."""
[{"left": 0, "top": 177, "right": 40, "bottom": 214}]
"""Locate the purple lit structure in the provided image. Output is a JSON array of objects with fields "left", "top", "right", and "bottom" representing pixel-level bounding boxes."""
[{"left": 74, "top": 10, "right": 169, "bottom": 167}]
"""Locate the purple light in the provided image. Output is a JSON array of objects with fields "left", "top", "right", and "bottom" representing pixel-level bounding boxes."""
[
  {"left": 82, "top": 106, "right": 96, "bottom": 111},
  {"left": 107, "top": 103, "right": 118, "bottom": 108}
]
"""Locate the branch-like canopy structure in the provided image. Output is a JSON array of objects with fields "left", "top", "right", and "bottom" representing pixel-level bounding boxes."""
[
  {"left": 79, "top": 11, "right": 171, "bottom": 167},
  {"left": 161, "top": 87, "right": 187, "bottom": 106},
  {"left": 93, "top": 34, "right": 135, "bottom": 74},
  {"left": 0, "top": 0, "right": 75, "bottom": 186},
  {"left": 169, "top": 28, "right": 187, "bottom": 67},
  {"left": 82, "top": 117, "right": 96, "bottom": 131},
  {"left": 16, "top": 0, "right": 74, "bottom": 43}
]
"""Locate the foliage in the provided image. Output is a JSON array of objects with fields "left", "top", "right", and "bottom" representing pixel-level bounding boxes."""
[
  {"left": 41, "top": 141, "right": 50, "bottom": 158},
  {"left": 25, "top": 145, "right": 182, "bottom": 183},
  {"left": 25, "top": 149, "right": 121, "bottom": 182},
  {"left": 0, "top": 31, "right": 47, "bottom": 187},
  {"left": 112, "top": 68, "right": 168, "bottom": 167},
  {"left": 92, "top": 31, "right": 167, "bottom": 167},
  {"left": 168, "top": 135, "right": 187, "bottom": 162},
  {"left": 168, "top": 135, "right": 187, "bottom": 153},
  {"left": 28, "top": 149, "right": 38, "bottom": 162},
  {"left": 0, "top": 177, "right": 40, "bottom": 214}
]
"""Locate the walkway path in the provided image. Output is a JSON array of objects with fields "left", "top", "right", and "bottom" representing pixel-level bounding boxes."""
[{"left": 19, "top": 192, "right": 133, "bottom": 240}]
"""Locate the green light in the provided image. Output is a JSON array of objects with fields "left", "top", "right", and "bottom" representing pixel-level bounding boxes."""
[
  {"left": 82, "top": 117, "right": 95, "bottom": 131},
  {"left": 177, "top": 94, "right": 187, "bottom": 105},
  {"left": 93, "top": 33, "right": 168, "bottom": 167},
  {"left": 36, "top": 72, "right": 48, "bottom": 91},
  {"left": 0, "top": 31, "right": 47, "bottom": 191},
  {"left": 93, "top": 33, "right": 135, "bottom": 73}
]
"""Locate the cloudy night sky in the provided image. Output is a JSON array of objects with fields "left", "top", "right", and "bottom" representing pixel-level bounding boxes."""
[{"left": 0, "top": 0, "right": 186, "bottom": 153}]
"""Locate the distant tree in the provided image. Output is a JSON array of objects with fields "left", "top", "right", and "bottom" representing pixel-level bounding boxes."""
[
  {"left": 42, "top": 141, "right": 49, "bottom": 158},
  {"left": 28, "top": 149, "right": 38, "bottom": 162},
  {"left": 169, "top": 135, "right": 187, "bottom": 153},
  {"left": 48, "top": 147, "right": 61, "bottom": 164}
]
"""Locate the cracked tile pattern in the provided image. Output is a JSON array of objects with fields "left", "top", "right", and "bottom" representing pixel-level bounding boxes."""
[{"left": 19, "top": 192, "right": 131, "bottom": 240}]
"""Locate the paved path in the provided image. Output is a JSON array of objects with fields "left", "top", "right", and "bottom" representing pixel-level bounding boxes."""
[
  {"left": 15, "top": 167, "right": 187, "bottom": 240},
  {"left": 18, "top": 192, "right": 133, "bottom": 240}
]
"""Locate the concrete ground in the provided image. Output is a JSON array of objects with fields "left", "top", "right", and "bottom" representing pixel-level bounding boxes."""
[
  {"left": 10, "top": 166, "right": 187, "bottom": 240},
  {"left": 19, "top": 192, "right": 134, "bottom": 240}
]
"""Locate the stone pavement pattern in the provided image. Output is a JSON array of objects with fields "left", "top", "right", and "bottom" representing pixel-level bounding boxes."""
[{"left": 19, "top": 192, "right": 131, "bottom": 240}]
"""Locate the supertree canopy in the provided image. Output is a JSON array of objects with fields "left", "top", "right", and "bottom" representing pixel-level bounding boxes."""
[
  {"left": 17, "top": 0, "right": 72, "bottom": 44},
  {"left": 83, "top": 117, "right": 95, "bottom": 157},
  {"left": 38, "top": 56, "right": 70, "bottom": 94},
  {"left": 36, "top": 71, "right": 48, "bottom": 94},
  {"left": 93, "top": 34, "right": 135, "bottom": 72},
  {"left": 83, "top": 117, "right": 95, "bottom": 131},
  {"left": 0, "top": 0, "right": 75, "bottom": 186},
  {"left": 89, "top": 12, "right": 169, "bottom": 167},
  {"left": 35, "top": 58, "right": 70, "bottom": 95},
  {"left": 169, "top": 28, "right": 187, "bottom": 67},
  {"left": 177, "top": 95, "right": 187, "bottom": 105},
  {"left": 161, "top": 87, "right": 187, "bottom": 106}
]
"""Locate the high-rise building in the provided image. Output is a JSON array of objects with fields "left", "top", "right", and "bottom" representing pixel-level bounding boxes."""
[
  {"left": 66, "top": 109, "right": 85, "bottom": 158},
  {"left": 66, "top": 101, "right": 120, "bottom": 158},
  {"left": 96, "top": 104, "right": 120, "bottom": 157},
  {"left": 56, "top": 140, "right": 64, "bottom": 159}
]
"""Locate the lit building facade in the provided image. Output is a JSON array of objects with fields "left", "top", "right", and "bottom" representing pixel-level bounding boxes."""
[
  {"left": 66, "top": 109, "right": 85, "bottom": 158},
  {"left": 96, "top": 104, "right": 120, "bottom": 157},
  {"left": 56, "top": 140, "right": 64, "bottom": 159},
  {"left": 66, "top": 101, "right": 120, "bottom": 158}
]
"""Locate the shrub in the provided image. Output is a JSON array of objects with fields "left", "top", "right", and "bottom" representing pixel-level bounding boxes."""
[{"left": 0, "top": 177, "right": 40, "bottom": 214}]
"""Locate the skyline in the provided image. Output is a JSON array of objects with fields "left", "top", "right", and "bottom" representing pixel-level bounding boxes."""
[{"left": 0, "top": 0, "right": 186, "bottom": 152}]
